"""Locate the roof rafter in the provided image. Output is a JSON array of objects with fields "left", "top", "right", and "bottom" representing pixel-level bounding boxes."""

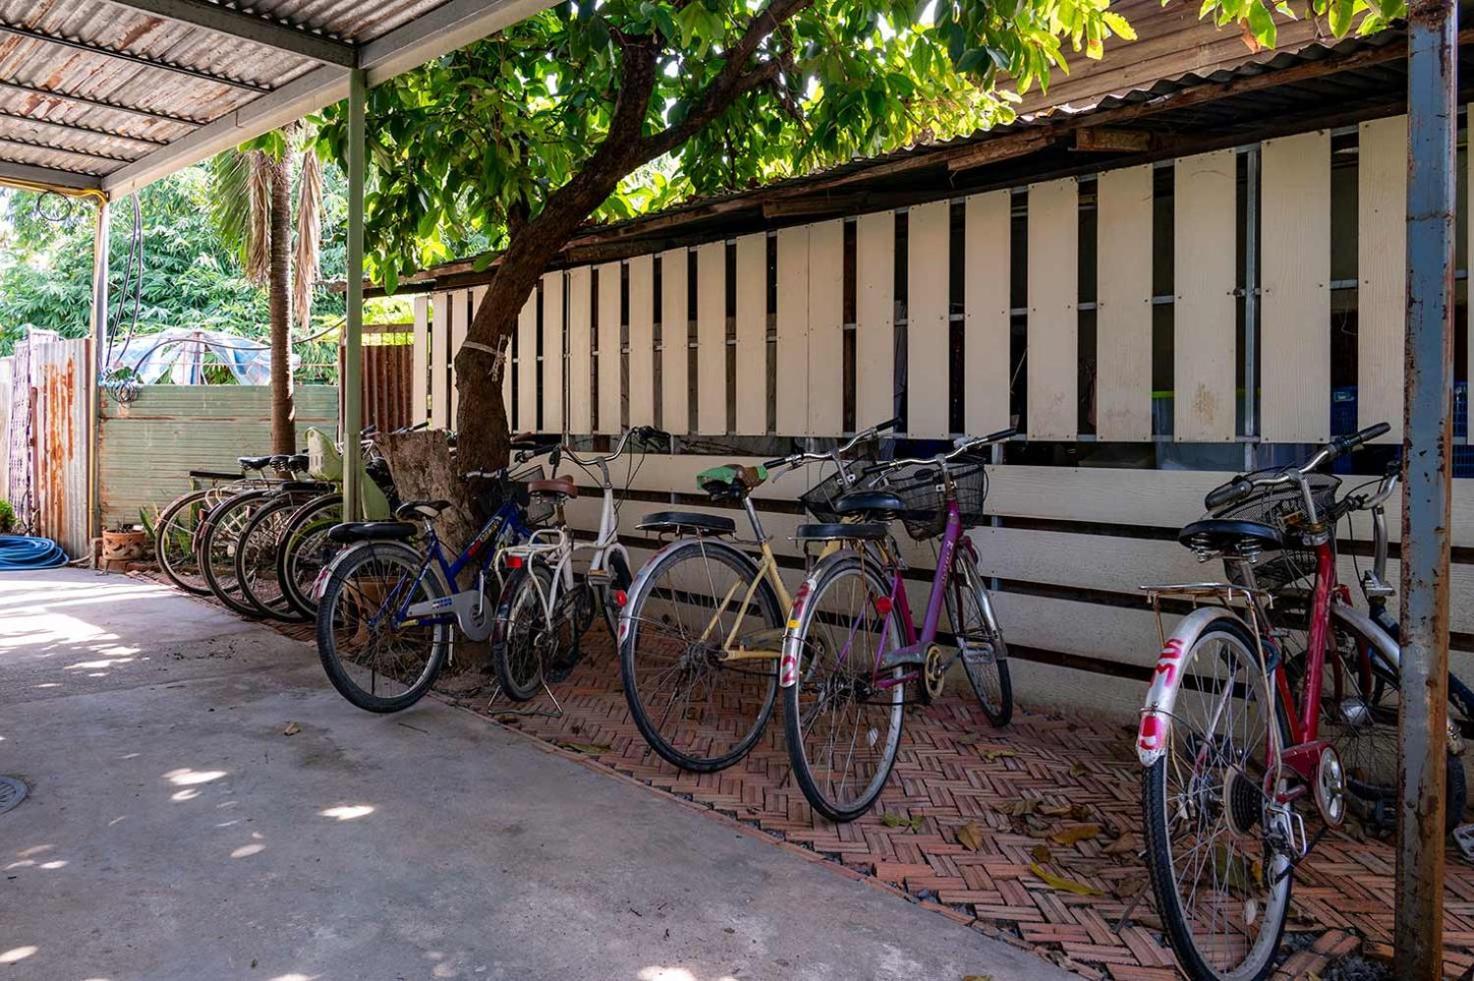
[
  {"left": 0, "top": 107, "right": 170, "bottom": 149},
  {"left": 0, "top": 18, "right": 273, "bottom": 93},
  {"left": 0, "top": 78, "right": 205, "bottom": 127},
  {"left": 0, "top": 157, "right": 103, "bottom": 190},
  {"left": 103, "top": 0, "right": 357, "bottom": 67},
  {"left": 0, "top": 133, "right": 138, "bottom": 165}
]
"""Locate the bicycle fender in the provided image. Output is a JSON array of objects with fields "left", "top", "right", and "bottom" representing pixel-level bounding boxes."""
[
  {"left": 1137, "top": 606, "right": 1245, "bottom": 767},
  {"left": 779, "top": 575, "right": 816, "bottom": 688},
  {"left": 616, "top": 537, "right": 735, "bottom": 646},
  {"left": 1330, "top": 602, "right": 1399, "bottom": 672}
]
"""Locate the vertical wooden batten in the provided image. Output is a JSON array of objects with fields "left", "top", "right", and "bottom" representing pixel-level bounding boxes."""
[
  {"left": 1260, "top": 130, "right": 1331, "bottom": 443},
  {"left": 429, "top": 291, "right": 450, "bottom": 429},
  {"left": 855, "top": 211, "right": 895, "bottom": 429},
  {"left": 696, "top": 242, "right": 726, "bottom": 434},
  {"left": 1357, "top": 116, "right": 1407, "bottom": 442},
  {"left": 567, "top": 266, "right": 593, "bottom": 434},
  {"left": 1094, "top": 166, "right": 1154, "bottom": 441},
  {"left": 516, "top": 288, "right": 538, "bottom": 433},
  {"left": 775, "top": 226, "right": 810, "bottom": 435},
  {"left": 1026, "top": 178, "right": 1079, "bottom": 441},
  {"left": 807, "top": 220, "right": 844, "bottom": 435},
  {"left": 1173, "top": 149, "right": 1238, "bottom": 442},
  {"left": 542, "top": 271, "right": 564, "bottom": 435},
  {"left": 412, "top": 294, "right": 429, "bottom": 425},
  {"left": 597, "top": 261, "right": 622, "bottom": 434},
  {"left": 448, "top": 288, "right": 469, "bottom": 422},
  {"left": 964, "top": 190, "right": 1012, "bottom": 436},
  {"left": 734, "top": 234, "right": 767, "bottom": 434},
  {"left": 907, "top": 199, "right": 950, "bottom": 437},
  {"left": 627, "top": 254, "right": 655, "bottom": 428},
  {"left": 660, "top": 248, "right": 690, "bottom": 435}
]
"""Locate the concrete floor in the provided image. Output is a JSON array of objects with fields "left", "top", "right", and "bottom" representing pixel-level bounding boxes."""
[{"left": 0, "top": 569, "right": 1067, "bottom": 981}]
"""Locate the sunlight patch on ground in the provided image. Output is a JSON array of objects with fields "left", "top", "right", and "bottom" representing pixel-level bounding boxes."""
[
  {"left": 319, "top": 805, "right": 374, "bottom": 821},
  {"left": 163, "top": 769, "right": 226, "bottom": 786},
  {"left": 230, "top": 844, "right": 265, "bottom": 858},
  {"left": 0, "top": 946, "right": 36, "bottom": 964}
]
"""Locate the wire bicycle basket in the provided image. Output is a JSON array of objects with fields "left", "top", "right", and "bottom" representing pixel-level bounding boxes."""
[
  {"left": 798, "top": 463, "right": 881, "bottom": 523},
  {"left": 1211, "top": 472, "right": 1341, "bottom": 592},
  {"left": 873, "top": 459, "right": 989, "bottom": 540}
]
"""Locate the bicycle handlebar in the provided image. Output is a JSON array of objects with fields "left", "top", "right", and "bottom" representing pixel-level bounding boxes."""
[
  {"left": 878, "top": 426, "right": 1016, "bottom": 472},
  {"left": 761, "top": 417, "right": 901, "bottom": 471},
  {"left": 1202, "top": 422, "right": 1392, "bottom": 514}
]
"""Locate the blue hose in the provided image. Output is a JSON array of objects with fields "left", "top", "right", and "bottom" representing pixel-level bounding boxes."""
[{"left": 0, "top": 535, "right": 68, "bottom": 570}]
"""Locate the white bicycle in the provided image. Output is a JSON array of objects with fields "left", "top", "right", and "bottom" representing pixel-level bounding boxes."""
[{"left": 489, "top": 426, "right": 668, "bottom": 700}]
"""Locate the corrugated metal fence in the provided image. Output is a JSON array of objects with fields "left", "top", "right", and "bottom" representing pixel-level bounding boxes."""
[
  {"left": 339, "top": 331, "right": 412, "bottom": 435},
  {"left": 99, "top": 385, "right": 338, "bottom": 528}
]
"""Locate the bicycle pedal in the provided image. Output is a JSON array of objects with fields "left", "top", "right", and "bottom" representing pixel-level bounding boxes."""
[{"left": 1455, "top": 825, "right": 1474, "bottom": 864}]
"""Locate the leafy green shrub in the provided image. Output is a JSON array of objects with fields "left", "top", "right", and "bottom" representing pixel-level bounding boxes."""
[{"left": 0, "top": 500, "right": 14, "bottom": 534}]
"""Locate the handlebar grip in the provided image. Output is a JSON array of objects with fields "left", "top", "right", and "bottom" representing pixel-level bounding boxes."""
[
  {"left": 871, "top": 417, "right": 901, "bottom": 433},
  {"left": 762, "top": 456, "right": 791, "bottom": 470},
  {"left": 1205, "top": 476, "right": 1254, "bottom": 511},
  {"left": 1328, "top": 421, "right": 1392, "bottom": 461}
]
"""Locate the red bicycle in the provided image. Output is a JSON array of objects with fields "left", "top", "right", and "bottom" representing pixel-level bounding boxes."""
[{"left": 1136, "top": 423, "right": 1468, "bottom": 980}]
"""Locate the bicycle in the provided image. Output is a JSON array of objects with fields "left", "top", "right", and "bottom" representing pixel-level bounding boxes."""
[
  {"left": 616, "top": 418, "right": 899, "bottom": 772},
  {"left": 778, "top": 427, "right": 1016, "bottom": 822},
  {"left": 313, "top": 447, "right": 552, "bottom": 713},
  {"left": 489, "top": 427, "right": 667, "bottom": 702},
  {"left": 1136, "top": 422, "right": 1468, "bottom": 980},
  {"left": 153, "top": 455, "right": 284, "bottom": 595}
]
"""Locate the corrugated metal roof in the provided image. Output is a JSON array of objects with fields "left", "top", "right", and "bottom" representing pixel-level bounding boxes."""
[{"left": 0, "top": 0, "right": 542, "bottom": 192}]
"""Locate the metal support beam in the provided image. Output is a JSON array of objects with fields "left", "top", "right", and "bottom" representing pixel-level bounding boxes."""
[
  {"left": 342, "top": 67, "right": 366, "bottom": 522},
  {"left": 0, "top": 158, "right": 102, "bottom": 192},
  {"left": 0, "top": 19, "right": 272, "bottom": 93},
  {"left": 1396, "top": 1, "right": 1457, "bottom": 975},
  {"left": 105, "top": 0, "right": 357, "bottom": 67},
  {"left": 88, "top": 197, "right": 111, "bottom": 551}
]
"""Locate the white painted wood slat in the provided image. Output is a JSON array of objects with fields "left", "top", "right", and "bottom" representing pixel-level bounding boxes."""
[
  {"left": 448, "top": 288, "right": 468, "bottom": 422},
  {"left": 696, "top": 242, "right": 726, "bottom": 434},
  {"left": 516, "top": 289, "right": 538, "bottom": 432},
  {"left": 412, "top": 295, "right": 429, "bottom": 425},
  {"left": 1094, "top": 166, "right": 1154, "bottom": 441},
  {"left": 807, "top": 219, "right": 844, "bottom": 435},
  {"left": 627, "top": 254, "right": 655, "bottom": 428},
  {"left": 660, "top": 248, "right": 690, "bottom": 435},
  {"left": 542, "top": 272, "right": 564, "bottom": 434},
  {"left": 567, "top": 266, "right": 593, "bottom": 433},
  {"left": 1026, "top": 179, "right": 1078, "bottom": 440},
  {"left": 907, "top": 200, "right": 950, "bottom": 437},
  {"left": 597, "top": 261, "right": 622, "bottom": 434},
  {"left": 1359, "top": 115, "right": 1408, "bottom": 442},
  {"left": 1260, "top": 130, "right": 1331, "bottom": 443},
  {"left": 775, "top": 226, "right": 809, "bottom": 435},
  {"left": 855, "top": 211, "right": 895, "bottom": 429},
  {"left": 429, "top": 291, "right": 450, "bottom": 429},
  {"left": 1173, "top": 150, "right": 1238, "bottom": 441},
  {"left": 964, "top": 191, "right": 1011, "bottom": 436},
  {"left": 734, "top": 234, "right": 767, "bottom": 434}
]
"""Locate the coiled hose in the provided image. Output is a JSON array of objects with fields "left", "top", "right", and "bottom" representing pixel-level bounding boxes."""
[{"left": 0, "top": 535, "right": 67, "bottom": 570}]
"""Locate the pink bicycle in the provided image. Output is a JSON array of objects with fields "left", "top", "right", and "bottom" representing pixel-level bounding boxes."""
[{"left": 779, "top": 428, "right": 1016, "bottom": 822}]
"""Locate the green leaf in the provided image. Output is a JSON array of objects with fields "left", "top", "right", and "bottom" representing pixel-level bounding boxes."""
[
  {"left": 1328, "top": 0, "right": 1355, "bottom": 35},
  {"left": 1247, "top": 0, "right": 1276, "bottom": 48},
  {"left": 1101, "top": 10, "right": 1137, "bottom": 39}
]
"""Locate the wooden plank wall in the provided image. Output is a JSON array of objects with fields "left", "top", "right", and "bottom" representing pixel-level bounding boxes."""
[
  {"left": 1094, "top": 166, "right": 1154, "bottom": 441},
  {"left": 1358, "top": 115, "right": 1407, "bottom": 442},
  {"left": 1172, "top": 149, "right": 1238, "bottom": 442}
]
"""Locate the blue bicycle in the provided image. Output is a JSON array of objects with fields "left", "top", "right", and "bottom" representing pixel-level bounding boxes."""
[{"left": 313, "top": 444, "right": 555, "bottom": 713}]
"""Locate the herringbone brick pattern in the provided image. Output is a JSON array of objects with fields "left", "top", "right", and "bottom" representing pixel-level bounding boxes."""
[{"left": 152, "top": 571, "right": 1473, "bottom": 979}]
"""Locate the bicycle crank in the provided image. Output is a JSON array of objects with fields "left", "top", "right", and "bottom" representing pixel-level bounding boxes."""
[
  {"left": 1313, "top": 745, "right": 1347, "bottom": 828},
  {"left": 923, "top": 644, "right": 945, "bottom": 700}
]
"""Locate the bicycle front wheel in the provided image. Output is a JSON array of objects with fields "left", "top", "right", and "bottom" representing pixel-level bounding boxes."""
[
  {"left": 1142, "top": 617, "right": 1291, "bottom": 981},
  {"left": 619, "top": 539, "right": 781, "bottom": 772},
  {"left": 493, "top": 563, "right": 576, "bottom": 701},
  {"left": 234, "top": 496, "right": 308, "bottom": 622},
  {"left": 316, "top": 541, "right": 451, "bottom": 713},
  {"left": 946, "top": 547, "right": 1012, "bottom": 726},
  {"left": 197, "top": 489, "right": 270, "bottom": 618},
  {"left": 782, "top": 553, "right": 905, "bottom": 822},
  {"left": 275, "top": 495, "right": 343, "bottom": 619},
  {"left": 156, "top": 489, "right": 213, "bottom": 594}
]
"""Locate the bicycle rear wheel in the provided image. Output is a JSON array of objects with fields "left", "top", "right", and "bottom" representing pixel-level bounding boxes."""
[
  {"left": 234, "top": 495, "right": 311, "bottom": 621},
  {"left": 782, "top": 552, "right": 905, "bottom": 822},
  {"left": 619, "top": 539, "right": 781, "bottom": 772},
  {"left": 493, "top": 563, "right": 576, "bottom": 701},
  {"left": 946, "top": 547, "right": 1012, "bottom": 726},
  {"left": 197, "top": 489, "right": 271, "bottom": 618},
  {"left": 156, "top": 488, "right": 213, "bottom": 594},
  {"left": 276, "top": 495, "right": 343, "bottom": 619},
  {"left": 316, "top": 541, "right": 450, "bottom": 713},
  {"left": 1142, "top": 617, "right": 1290, "bottom": 981}
]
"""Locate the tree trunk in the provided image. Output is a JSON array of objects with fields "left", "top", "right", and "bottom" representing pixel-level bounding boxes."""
[{"left": 268, "top": 155, "right": 295, "bottom": 455}]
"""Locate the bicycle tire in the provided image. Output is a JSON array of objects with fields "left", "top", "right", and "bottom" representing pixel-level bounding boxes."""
[
  {"left": 619, "top": 539, "right": 781, "bottom": 772},
  {"left": 275, "top": 494, "right": 343, "bottom": 619},
  {"left": 493, "top": 563, "right": 574, "bottom": 701},
  {"left": 1142, "top": 616, "right": 1291, "bottom": 981},
  {"left": 315, "top": 541, "right": 451, "bottom": 713},
  {"left": 197, "top": 488, "right": 272, "bottom": 618},
  {"left": 947, "top": 547, "right": 1013, "bottom": 727},
  {"left": 234, "top": 495, "right": 311, "bottom": 622},
  {"left": 156, "top": 488, "right": 214, "bottom": 595},
  {"left": 782, "top": 552, "right": 905, "bottom": 822},
  {"left": 599, "top": 550, "right": 633, "bottom": 643}
]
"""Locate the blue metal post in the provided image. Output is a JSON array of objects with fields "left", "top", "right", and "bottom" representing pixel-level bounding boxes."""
[{"left": 1397, "top": 1, "right": 1457, "bottom": 972}]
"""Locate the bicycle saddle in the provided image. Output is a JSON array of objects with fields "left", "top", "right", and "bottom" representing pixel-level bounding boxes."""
[
  {"left": 396, "top": 499, "right": 452, "bottom": 520},
  {"left": 833, "top": 490, "right": 905, "bottom": 519},
  {"left": 238, "top": 455, "right": 275, "bottom": 471},
  {"left": 698, "top": 464, "right": 767, "bottom": 501},
  {"left": 795, "top": 522, "right": 888, "bottom": 542},
  {"left": 1179, "top": 519, "right": 1283, "bottom": 555},
  {"left": 528, "top": 477, "right": 577, "bottom": 498},
  {"left": 638, "top": 511, "right": 736, "bottom": 536},
  {"left": 327, "top": 521, "right": 417, "bottom": 543}
]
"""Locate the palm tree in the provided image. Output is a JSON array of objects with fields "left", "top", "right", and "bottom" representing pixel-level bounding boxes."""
[{"left": 210, "top": 124, "right": 323, "bottom": 455}]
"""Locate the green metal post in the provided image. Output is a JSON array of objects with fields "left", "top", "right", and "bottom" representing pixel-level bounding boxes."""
[{"left": 343, "top": 67, "right": 366, "bottom": 521}]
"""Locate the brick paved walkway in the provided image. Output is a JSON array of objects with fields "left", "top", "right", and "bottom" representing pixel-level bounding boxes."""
[{"left": 170, "top": 572, "right": 1470, "bottom": 980}]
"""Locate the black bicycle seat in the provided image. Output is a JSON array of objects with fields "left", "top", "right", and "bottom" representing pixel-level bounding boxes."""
[
  {"left": 833, "top": 491, "right": 905, "bottom": 519},
  {"left": 795, "top": 522, "right": 888, "bottom": 542},
  {"left": 238, "top": 455, "right": 274, "bottom": 470},
  {"left": 396, "top": 499, "right": 452, "bottom": 520},
  {"left": 1179, "top": 519, "right": 1283, "bottom": 555},
  {"left": 638, "top": 511, "right": 736, "bottom": 536},
  {"left": 327, "top": 521, "right": 417, "bottom": 544}
]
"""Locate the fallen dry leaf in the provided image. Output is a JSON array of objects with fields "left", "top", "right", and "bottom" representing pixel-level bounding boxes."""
[
  {"left": 1050, "top": 823, "right": 1103, "bottom": 847},
  {"left": 560, "top": 742, "right": 612, "bottom": 755},
  {"left": 1030, "top": 843, "right": 1052, "bottom": 864},
  {"left": 956, "top": 822, "right": 986, "bottom": 851},
  {"left": 1001, "top": 799, "right": 1038, "bottom": 817},
  {"left": 282, "top": 722, "right": 301, "bottom": 736},
  {"left": 882, "top": 812, "right": 925, "bottom": 832},
  {"left": 1029, "top": 862, "right": 1103, "bottom": 897},
  {"left": 962, "top": 975, "right": 994, "bottom": 981},
  {"left": 1103, "top": 834, "right": 1138, "bottom": 856}
]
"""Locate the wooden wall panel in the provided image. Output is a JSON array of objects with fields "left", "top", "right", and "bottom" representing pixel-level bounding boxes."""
[
  {"left": 855, "top": 211, "right": 895, "bottom": 429},
  {"left": 963, "top": 191, "right": 1012, "bottom": 435},
  {"left": 597, "top": 261, "right": 622, "bottom": 433},
  {"left": 448, "top": 288, "right": 469, "bottom": 421},
  {"left": 541, "top": 272, "right": 564, "bottom": 434},
  {"left": 412, "top": 294, "right": 429, "bottom": 425},
  {"left": 516, "top": 289, "right": 538, "bottom": 432},
  {"left": 907, "top": 200, "right": 950, "bottom": 437},
  {"left": 807, "top": 220, "right": 844, "bottom": 435},
  {"left": 1260, "top": 130, "right": 1331, "bottom": 443},
  {"left": 429, "top": 291, "right": 450, "bottom": 429},
  {"left": 470, "top": 286, "right": 499, "bottom": 422},
  {"left": 1173, "top": 149, "right": 1238, "bottom": 441},
  {"left": 775, "top": 226, "right": 809, "bottom": 435},
  {"left": 1095, "top": 166, "right": 1154, "bottom": 441},
  {"left": 1357, "top": 116, "right": 1408, "bottom": 441},
  {"left": 627, "top": 254, "right": 655, "bottom": 427},
  {"left": 567, "top": 266, "right": 593, "bottom": 433},
  {"left": 734, "top": 234, "right": 767, "bottom": 434},
  {"left": 660, "top": 248, "right": 690, "bottom": 435},
  {"left": 1026, "top": 178, "right": 1079, "bottom": 440},
  {"left": 696, "top": 242, "right": 726, "bottom": 434}
]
